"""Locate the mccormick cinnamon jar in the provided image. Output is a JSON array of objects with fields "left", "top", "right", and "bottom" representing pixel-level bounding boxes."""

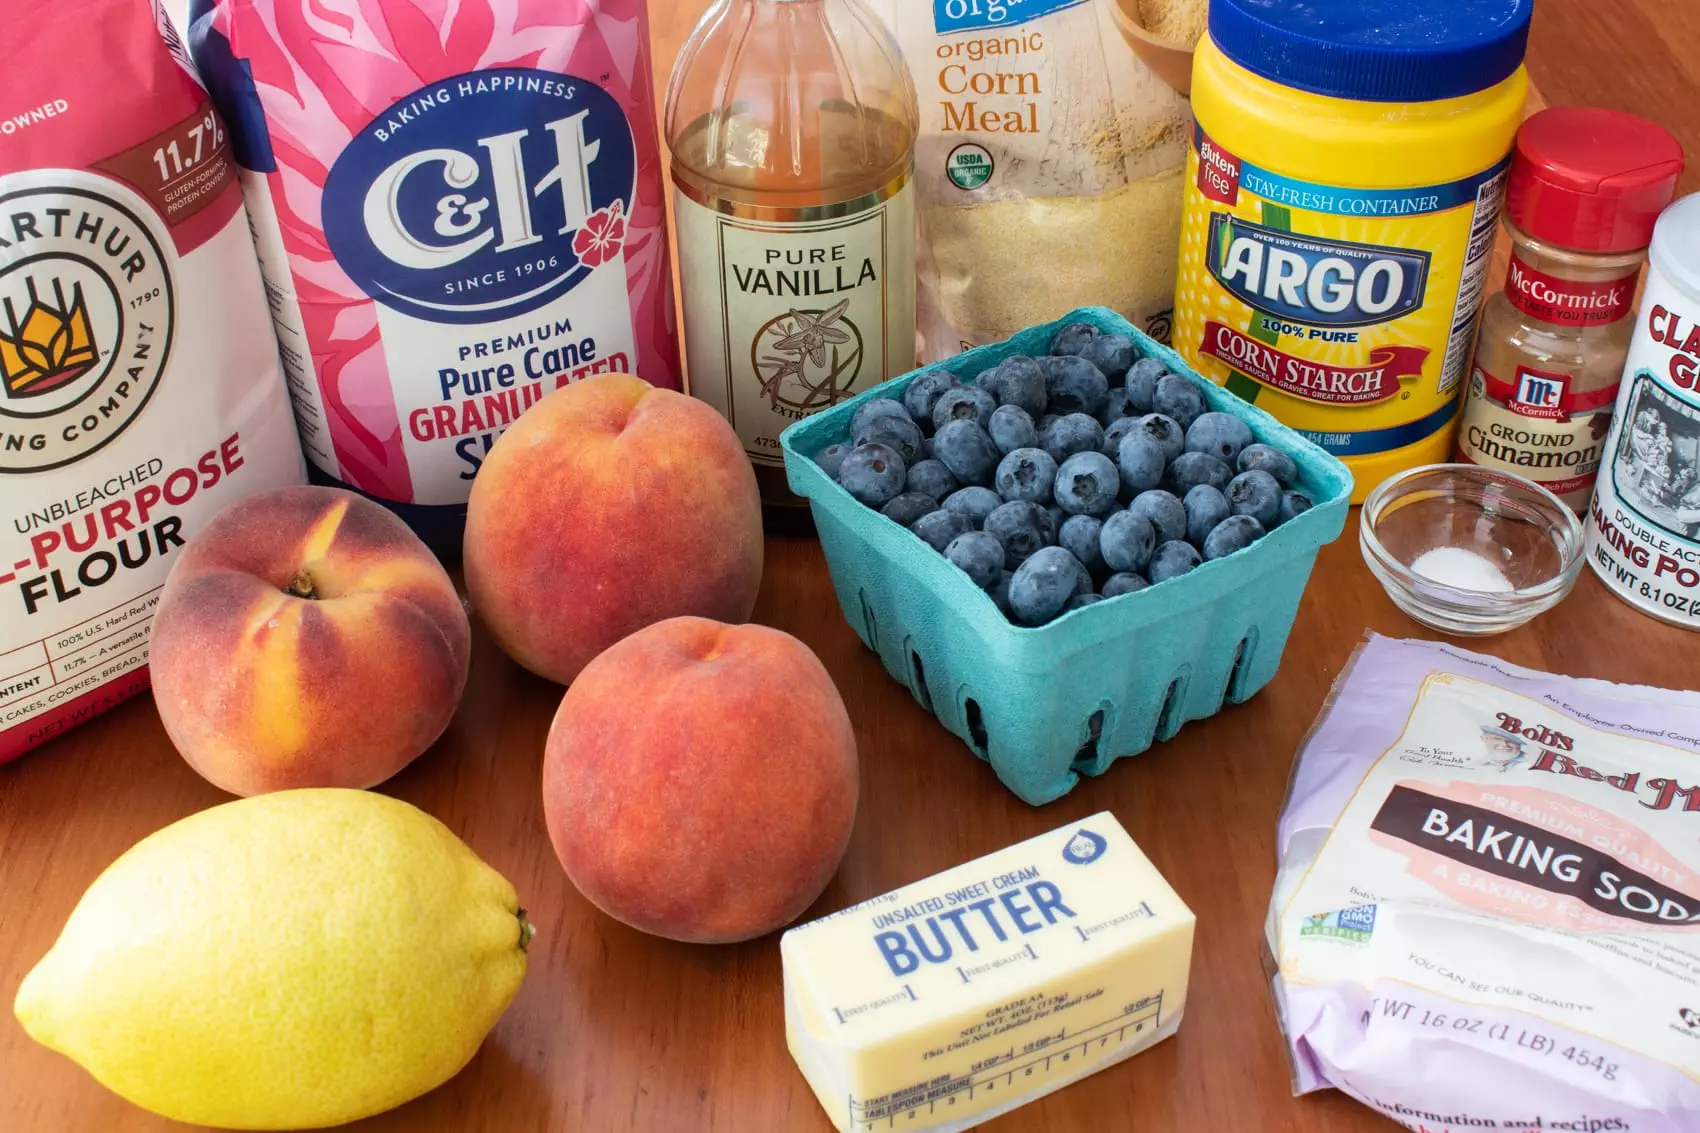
[{"left": 1457, "top": 108, "right": 1684, "bottom": 510}]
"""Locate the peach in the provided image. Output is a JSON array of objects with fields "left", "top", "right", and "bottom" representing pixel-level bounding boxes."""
[
  {"left": 463, "top": 374, "right": 763, "bottom": 685},
  {"left": 150, "top": 486, "right": 471, "bottom": 796},
  {"left": 543, "top": 617, "right": 858, "bottom": 944}
]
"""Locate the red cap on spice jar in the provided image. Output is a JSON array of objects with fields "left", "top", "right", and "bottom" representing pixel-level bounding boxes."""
[{"left": 1505, "top": 107, "right": 1685, "bottom": 253}]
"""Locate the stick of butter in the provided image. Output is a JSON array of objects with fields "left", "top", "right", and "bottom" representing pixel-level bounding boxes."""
[{"left": 782, "top": 813, "right": 1195, "bottom": 1133}]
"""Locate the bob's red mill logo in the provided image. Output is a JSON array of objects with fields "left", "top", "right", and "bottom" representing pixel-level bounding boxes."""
[
  {"left": 0, "top": 178, "right": 175, "bottom": 474},
  {"left": 0, "top": 276, "right": 100, "bottom": 398}
]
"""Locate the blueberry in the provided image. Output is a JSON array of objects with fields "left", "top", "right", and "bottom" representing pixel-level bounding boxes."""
[
  {"left": 1043, "top": 355, "right": 1109, "bottom": 418},
  {"left": 1078, "top": 334, "right": 1136, "bottom": 382},
  {"left": 1040, "top": 412, "right": 1104, "bottom": 464},
  {"left": 1148, "top": 541, "right": 1202, "bottom": 584},
  {"left": 971, "top": 367, "right": 1002, "bottom": 395},
  {"left": 1009, "top": 547, "right": 1083, "bottom": 626},
  {"left": 932, "top": 419, "right": 1001, "bottom": 486},
  {"left": 1100, "top": 510, "right": 1156, "bottom": 574},
  {"left": 1203, "top": 514, "right": 1266, "bottom": 561},
  {"left": 1102, "top": 417, "right": 1139, "bottom": 460},
  {"left": 988, "top": 404, "right": 1039, "bottom": 455},
  {"left": 913, "top": 508, "right": 974, "bottom": 552},
  {"left": 992, "top": 355, "right": 1048, "bottom": 419},
  {"left": 837, "top": 443, "right": 906, "bottom": 507},
  {"left": 995, "top": 448, "right": 1060, "bottom": 505},
  {"left": 903, "top": 371, "right": 957, "bottom": 431},
  {"left": 1227, "top": 469, "right": 1283, "bottom": 528},
  {"left": 1279, "top": 490, "right": 1315, "bottom": 525},
  {"left": 1102, "top": 572, "right": 1149, "bottom": 599},
  {"left": 1054, "top": 452, "right": 1121, "bottom": 517},
  {"left": 1128, "top": 489, "right": 1187, "bottom": 545},
  {"left": 943, "top": 486, "right": 1003, "bottom": 528},
  {"left": 1164, "top": 451, "right": 1234, "bottom": 496},
  {"left": 850, "top": 398, "right": 912, "bottom": 439},
  {"left": 1135, "top": 413, "right": 1185, "bottom": 464},
  {"left": 1185, "top": 412, "right": 1254, "bottom": 464},
  {"left": 945, "top": 531, "right": 1005, "bottom": 589},
  {"left": 882, "top": 492, "right": 939, "bottom": 527},
  {"left": 854, "top": 411, "right": 924, "bottom": 465},
  {"left": 1154, "top": 373, "right": 1208, "bottom": 430},
  {"left": 988, "top": 571, "right": 1014, "bottom": 615},
  {"left": 1040, "top": 506, "right": 1064, "bottom": 547},
  {"left": 933, "top": 385, "right": 998, "bottom": 433},
  {"left": 1064, "top": 594, "right": 1104, "bottom": 612},
  {"left": 1098, "top": 386, "right": 1142, "bottom": 429},
  {"left": 816, "top": 443, "right": 851, "bottom": 479},
  {"left": 1183, "top": 484, "right": 1231, "bottom": 548},
  {"left": 1059, "top": 515, "right": 1106, "bottom": 577},
  {"left": 985, "top": 501, "right": 1051, "bottom": 570},
  {"left": 906, "top": 458, "right": 959, "bottom": 502},
  {"left": 1115, "top": 434, "right": 1167, "bottom": 495},
  {"left": 1237, "top": 443, "right": 1297, "bottom": 487},
  {"left": 1125, "top": 358, "right": 1165, "bottom": 414},
  {"left": 1050, "top": 322, "right": 1101, "bottom": 356}
]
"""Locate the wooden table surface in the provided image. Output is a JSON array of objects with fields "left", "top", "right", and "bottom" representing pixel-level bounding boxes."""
[{"left": 6, "top": 2, "right": 1700, "bottom": 1130}]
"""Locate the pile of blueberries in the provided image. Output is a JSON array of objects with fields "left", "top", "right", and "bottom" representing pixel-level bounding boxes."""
[{"left": 816, "top": 322, "right": 1315, "bottom": 627}]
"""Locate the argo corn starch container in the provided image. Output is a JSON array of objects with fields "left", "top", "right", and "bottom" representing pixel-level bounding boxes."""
[{"left": 1174, "top": 0, "right": 1532, "bottom": 502}]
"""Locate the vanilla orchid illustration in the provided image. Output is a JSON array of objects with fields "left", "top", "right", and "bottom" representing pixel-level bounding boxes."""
[{"left": 773, "top": 298, "right": 852, "bottom": 367}]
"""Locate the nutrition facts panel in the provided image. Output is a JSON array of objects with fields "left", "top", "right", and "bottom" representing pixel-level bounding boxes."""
[
  {"left": 846, "top": 994, "right": 1166, "bottom": 1130},
  {"left": 0, "top": 587, "right": 158, "bottom": 732}
]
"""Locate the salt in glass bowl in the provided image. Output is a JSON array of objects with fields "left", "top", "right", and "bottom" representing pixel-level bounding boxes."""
[{"left": 1359, "top": 464, "right": 1586, "bottom": 636}]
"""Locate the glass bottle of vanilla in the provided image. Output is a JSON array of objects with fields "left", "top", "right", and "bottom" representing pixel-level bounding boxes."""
[
  {"left": 1457, "top": 107, "right": 1683, "bottom": 511},
  {"left": 666, "top": 0, "right": 919, "bottom": 534}
]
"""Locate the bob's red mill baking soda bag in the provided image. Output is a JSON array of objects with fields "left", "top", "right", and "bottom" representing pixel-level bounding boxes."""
[
  {"left": 0, "top": 1, "right": 303, "bottom": 764},
  {"left": 866, "top": 0, "right": 1194, "bottom": 361}
]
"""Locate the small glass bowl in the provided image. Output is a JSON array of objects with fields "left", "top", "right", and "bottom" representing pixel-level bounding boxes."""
[{"left": 1360, "top": 464, "right": 1587, "bottom": 636}]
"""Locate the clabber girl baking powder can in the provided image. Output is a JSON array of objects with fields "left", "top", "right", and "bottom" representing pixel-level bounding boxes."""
[{"left": 1585, "top": 193, "right": 1700, "bottom": 626}]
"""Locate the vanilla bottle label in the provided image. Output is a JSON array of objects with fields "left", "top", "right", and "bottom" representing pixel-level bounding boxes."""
[{"left": 674, "top": 180, "right": 917, "bottom": 466}]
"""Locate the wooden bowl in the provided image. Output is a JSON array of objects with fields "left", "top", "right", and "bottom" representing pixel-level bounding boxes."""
[{"left": 1111, "top": 0, "right": 1197, "bottom": 96}]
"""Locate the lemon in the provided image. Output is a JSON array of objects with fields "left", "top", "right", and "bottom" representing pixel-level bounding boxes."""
[{"left": 14, "top": 789, "right": 531, "bottom": 1129}]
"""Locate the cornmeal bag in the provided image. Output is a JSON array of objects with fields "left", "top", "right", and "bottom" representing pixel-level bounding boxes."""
[
  {"left": 866, "top": 0, "right": 1191, "bottom": 361},
  {"left": 188, "top": 0, "right": 681, "bottom": 554},
  {"left": 0, "top": 0, "right": 303, "bottom": 764},
  {"left": 1271, "top": 635, "right": 1700, "bottom": 1132}
]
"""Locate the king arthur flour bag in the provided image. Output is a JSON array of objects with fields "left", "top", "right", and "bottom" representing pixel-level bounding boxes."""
[
  {"left": 188, "top": 0, "right": 682, "bottom": 555},
  {"left": 0, "top": 1, "right": 304, "bottom": 764},
  {"left": 866, "top": 0, "right": 1192, "bottom": 361},
  {"left": 1270, "top": 636, "right": 1700, "bottom": 1132}
]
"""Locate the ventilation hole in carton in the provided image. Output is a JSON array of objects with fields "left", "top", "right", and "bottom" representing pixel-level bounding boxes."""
[
  {"left": 964, "top": 698, "right": 989, "bottom": 754},
  {"left": 1157, "top": 678, "right": 1185, "bottom": 740},
  {"left": 858, "top": 591, "right": 878, "bottom": 652},
  {"left": 1073, "top": 709, "right": 1107, "bottom": 773},
  {"left": 1226, "top": 631, "right": 1257, "bottom": 703},
  {"left": 908, "top": 650, "right": 934, "bottom": 714}
]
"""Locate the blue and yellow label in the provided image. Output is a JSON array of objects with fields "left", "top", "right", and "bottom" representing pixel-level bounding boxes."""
[{"left": 1176, "top": 126, "right": 1510, "bottom": 458}]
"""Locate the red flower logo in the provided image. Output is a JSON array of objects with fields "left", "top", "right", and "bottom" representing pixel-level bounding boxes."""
[{"left": 572, "top": 201, "right": 627, "bottom": 269}]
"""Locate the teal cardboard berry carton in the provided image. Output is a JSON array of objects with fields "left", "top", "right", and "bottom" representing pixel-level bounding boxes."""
[{"left": 781, "top": 308, "right": 1352, "bottom": 805}]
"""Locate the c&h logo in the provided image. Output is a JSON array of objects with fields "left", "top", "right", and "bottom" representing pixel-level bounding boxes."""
[{"left": 323, "top": 68, "right": 639, "bottom": 325}]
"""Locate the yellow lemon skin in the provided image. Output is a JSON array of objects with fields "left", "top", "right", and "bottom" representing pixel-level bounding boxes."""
[{"left": 13, "top": 789, "right": 529, "bottom": 1130}]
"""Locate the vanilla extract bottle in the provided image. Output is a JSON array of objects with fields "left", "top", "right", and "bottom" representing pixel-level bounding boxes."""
[{"left": 666, "top": 0, "right": 919, "bottom": 534}]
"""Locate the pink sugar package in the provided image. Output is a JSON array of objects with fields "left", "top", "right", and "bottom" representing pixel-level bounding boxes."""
[
  {"left": 1270, "top": 635, "right": 1700, "bottom": 1131},
  {"left": 187, "top": 0, "right": 681, "bottom": 552}
]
